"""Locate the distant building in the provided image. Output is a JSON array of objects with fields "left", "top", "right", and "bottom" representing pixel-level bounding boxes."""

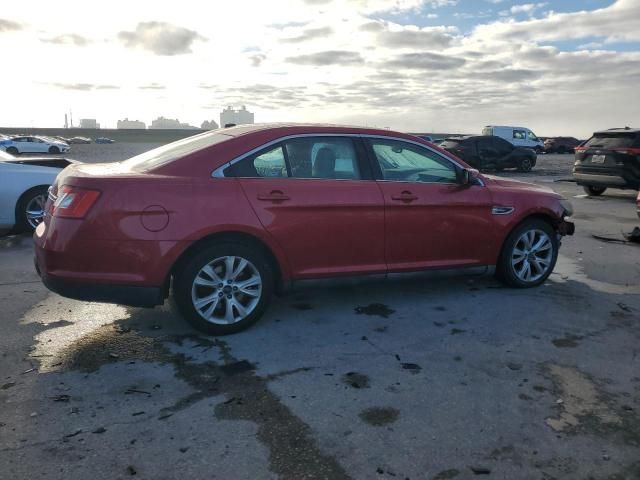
[
  {"left": 117, "top": 118, "right": 146, "bottom": 129},
  {"left": 220, "top": 106, "right": 254, "bottom": 128},
  {"left": 149, "top": 116, "right": 197, "bottom": 130},
  {"left": 201, "top": 120, "right": 219, "bottom": 130},
  {"left": 79, "top": 118, "right": 100, "bottom": 129}
]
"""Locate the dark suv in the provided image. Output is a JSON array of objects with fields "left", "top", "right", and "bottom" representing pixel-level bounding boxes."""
[
  {"left": 573, "top": 128, "right": 640, "bottom": 196},
  {"left": 544, "top": 137, "right": 581, "bottom": 154},
  {"left": 440, "top": 135, "right": 537, "bottom": 172}
]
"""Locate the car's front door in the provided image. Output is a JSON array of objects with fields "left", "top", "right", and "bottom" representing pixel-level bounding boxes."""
[
  {"left": 364, "top": 137, "right": 496, "bottom": 271},
  {"left": 226, "top": 136, "right": 385, "bottom": 279}
]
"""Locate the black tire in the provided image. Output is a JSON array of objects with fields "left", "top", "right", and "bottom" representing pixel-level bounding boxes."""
[
  {"left": 583, "top": 185, "right": 606, "bottom": 196},
  {"left": 517, "top": 157, "right": 534, "bottom": 172},
  {"left": 173, "top": 242, "right": 274, "bottom": 335},
  {"left": 15, "top": 186, "right": 49, "bottom": 232},
  {"left": 48, "top": 146, "right": 60, "bottom": 154},
  {"left": 534, "top": 147, "right": 543, "bottom": 154},
  {"left": 6, "top": 147, "right": 18, "bottom": 155},
  {"left": 496, "top": 219, "right": 558, "bottom": 288}
]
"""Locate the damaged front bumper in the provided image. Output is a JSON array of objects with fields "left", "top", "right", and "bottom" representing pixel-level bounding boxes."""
[{"left": 558, "top": 219, "right": 575, "bottom": 236}]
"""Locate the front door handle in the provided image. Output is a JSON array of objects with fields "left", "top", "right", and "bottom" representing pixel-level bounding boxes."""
[
  {"left": 257, "top": 190, "right": 290, "bottom": 202},
  {"left": 391, "top": 191, "right": 418, "bottom": 202}
]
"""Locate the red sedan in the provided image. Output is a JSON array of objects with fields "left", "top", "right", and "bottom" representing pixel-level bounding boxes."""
[{"left": 34, "top": 124, "right": 574, "bottom": 334}]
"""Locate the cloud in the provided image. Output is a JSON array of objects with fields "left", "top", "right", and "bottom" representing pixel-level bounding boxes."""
[
  {"left": 280, "top": 26, "right": 333, "bottom": 43},
  {"left": 376, "top": 26, "right": 456, "bottom": 49},
  {"left": 139, "top": 83, "right": 165, "bottom": 90},
  {"left": 49, "top": 83, "right": 119, "bottom": 91},
  {"left": 286, "top": 50, "right": 364, "bottom": 65},
  {"left": 118, "top": 21, "right": 205, "bottom": 56},
  {"left": 249, "top": 53, "right": 267, "bottom": 67},
  {"left": 384, "top": 52, "right": 466, "bottom": 70},
  {"left": 0, "top": 18, "right": 21, "bottom": 32},
  {"left": 42, "top": 34, "right": 90, "bottom": 46}
]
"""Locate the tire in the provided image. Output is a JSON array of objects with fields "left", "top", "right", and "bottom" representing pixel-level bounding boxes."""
[
  {"left": 583, "top": 185, "right": 606, "bottom": 196},
  {"left": 16, "top": 186, "right": 49, "bottom": 232},
  {"left": 173, "top": 242, "right": 274, "bottom": 335},
  {"left": 48, "top": 146, "right": 60, "bottom": 154},
  {"left": 6, "top": 147, "right": 18, "bottom": 155},
  {"left": 517, "top": 157, "right": 534, "bottom": 172},
  {"left": 496, "top": 219, "right": 558, "bottom": 288},
  {"left": 534, "top": 147, "right": 543, "bottom": 155}
]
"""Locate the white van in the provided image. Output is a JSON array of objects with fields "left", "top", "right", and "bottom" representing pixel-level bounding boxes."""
[{"left": 482, "top": 126, "right": 544, "bottom": 152}]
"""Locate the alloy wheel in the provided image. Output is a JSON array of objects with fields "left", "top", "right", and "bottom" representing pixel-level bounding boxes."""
[
  {"left": 511, "top": 229, "right": 554, "bottom": 283},
  {"left": 25, "top": 193, "right": 47, "bottom": 229},
  {"left": 191, "top": 256, "right": 262, "bottom": 325}
]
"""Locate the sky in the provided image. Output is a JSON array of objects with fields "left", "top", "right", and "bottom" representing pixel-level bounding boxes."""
[{"left": 0, "top": 0, "right": 638, "bottom": 137}]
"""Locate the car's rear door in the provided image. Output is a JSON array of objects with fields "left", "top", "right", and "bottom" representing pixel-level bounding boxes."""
[
  {"left": 364, "top": 136, "right": 496, "bottom": 271},
  {"left": 226, "top": 135, "right": 386, "bottom": 279}
]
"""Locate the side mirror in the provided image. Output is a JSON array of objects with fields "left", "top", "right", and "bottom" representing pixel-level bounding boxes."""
[{"left": 457, "top": 168, "right": 478, "bottom": 186}]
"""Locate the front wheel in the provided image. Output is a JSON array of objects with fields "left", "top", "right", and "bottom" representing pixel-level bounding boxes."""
[
  {"left": 517, "top": 157, "right": 534, "bottom": 172},
  {"left": 496, "top": 219, "right": 558, "bottom": 288},
  {"left": 16, "top": 186, "right": 48, "bottom": 232},
  {"left": 48, "top": 146, "right": 60, "bottom": 154},
  {"left": 173, "top": 243, "right": 274, "bottom": 335},
  {"left": 6, "top": 146, "right": 18, "bottom": 155},
  {"left": 583, "top": 185, "right": 606, "bottom": 196}
]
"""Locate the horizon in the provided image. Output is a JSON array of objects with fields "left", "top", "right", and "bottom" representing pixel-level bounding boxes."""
[{"left": 1, "top": 0, "right": 639, "bottom": 138}]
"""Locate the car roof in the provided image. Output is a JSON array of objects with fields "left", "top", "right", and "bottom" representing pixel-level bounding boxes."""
[
  {"left": 594, "top": 127, "right": 640, "bottom": 134},
  {"left": 218, "top": 123, "right": 409, "bottom": 138}
]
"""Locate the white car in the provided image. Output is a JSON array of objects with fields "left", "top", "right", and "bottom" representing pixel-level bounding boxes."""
[
  {"left": 482, "top": 126, "right": 544, "bottom": 153},
  {"left": 0, "top": 150, "right": 77, "bottom": 232},
  {"left": 0, "top": 135, "right": 70, "bottom": 155}
]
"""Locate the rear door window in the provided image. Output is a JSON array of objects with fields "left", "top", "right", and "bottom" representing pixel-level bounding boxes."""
[{"left": 513, "top": 130, "right": 526, "bottom": 140}]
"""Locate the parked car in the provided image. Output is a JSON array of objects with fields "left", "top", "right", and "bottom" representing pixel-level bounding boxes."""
[
  {"left": 0, "top": 150, "right": 77, "bottom": 232},
  {"left": 440, "top": 135, "right": 537, "bottom": 172},
  {"left": 544, "top": 137, "right": 582, "bottom": 154},
  {"left": 415, "top": 135, "right": 433, "bottom": 142},
  {"left": 573, "top": 127, "right": 640, "bottom": 196},
  {"left": 68, "top": 137, "right": 92, "bottom": 144},
  {"left": 34, "top": 124, "right": 574, "bottom": 335},
  {"left": 0, "top": 135, "right": 70, "bottom": 155},
  {"left": 95, "top": 137, "right": 115, "bottom": 144},
  {"left": 482, "top": 126, "right": 544, "bottom": 153}
]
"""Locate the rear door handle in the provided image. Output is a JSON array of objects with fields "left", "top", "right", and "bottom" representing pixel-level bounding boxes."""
[
  {"left": 257, "top": 191, "right": 290, "bottom": 201},
  {"left": 391, "top": 191, "right": 418, "bottom": 202}
]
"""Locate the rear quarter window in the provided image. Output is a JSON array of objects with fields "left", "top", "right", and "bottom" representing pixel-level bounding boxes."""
[{"left": 440, "top": 140, "right": 462, "bottom": 149}]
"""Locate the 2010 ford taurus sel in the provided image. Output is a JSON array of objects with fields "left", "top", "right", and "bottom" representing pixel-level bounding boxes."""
[{"left": 34, "top": 124, "right": 575, "bottom": 335}]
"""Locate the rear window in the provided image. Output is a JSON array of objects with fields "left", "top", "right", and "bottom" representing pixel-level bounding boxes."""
[
  {"left": 124, "top": 131, "right": 233, "bottom": 170},
  {"left": 584, "top": 133, "right": 640, "bottom": 149}
]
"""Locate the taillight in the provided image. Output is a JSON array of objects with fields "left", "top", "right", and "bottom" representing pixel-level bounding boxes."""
[
  {"left": 575, "top": 147, "right": 586, "bottom": 153},
  {"left": 52, "top": 185, "right": 100, "bottom": 218}
]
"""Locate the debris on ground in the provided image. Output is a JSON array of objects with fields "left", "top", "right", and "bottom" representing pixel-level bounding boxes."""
[
  {"left": 354, "top": 303, "right": 395, "bottom": 318},
  {"left": 50, "top": 394, "right": 71, "bottom": 402},
  {"left": 623, "top": 227, "right": 640, "bottom": 244},
  {"left": 469, "top": 465, "right": 491, "bottom": 475},
  {"left": 92, "top": 427, "right": 107, "bottom": 434}
]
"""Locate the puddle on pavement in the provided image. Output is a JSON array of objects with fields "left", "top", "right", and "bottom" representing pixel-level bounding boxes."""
[
  {"left": 358, "top": 406, "right": 399, "bottom": 426},
  {"left": 342, "top": 372, "right": 370, "bottom": 389},
  {"left": 354, "top": 303, "right": 395, "bottom": 318},
  {"left": 553, "top": 255, "right": 640, "bottom": 295}
]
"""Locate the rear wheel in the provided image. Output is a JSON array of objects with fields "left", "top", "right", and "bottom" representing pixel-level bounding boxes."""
[
  {"left": 6, "top": 146, "right": 18, "bottom": 155},
  {"left": 173, "top": 242, "right": 274, "bottom": 335},
  {"left": 16, "top": 186, "right": 48, "bottom": 232},
  {"left": 496, "top": 219, "right": 558, "bottom": 288},
  {"left": 48, "top": 146, "right": 60, "bottom": 154},
  {"left": 517, "top": 157, "right": 533, "bottom": 172},
  {"left": 583, "top": 185, "right": 606, "bottom": 196}
]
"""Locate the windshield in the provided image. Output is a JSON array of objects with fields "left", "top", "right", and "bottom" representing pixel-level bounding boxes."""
[
  {"left": 584, "top": 133, "right": 639, "bottom": 149},
  {"left": 528, "top": 131, "right": 539, "bottom": 142},
  {"left": 124, "top": 131, "right": 234, "bottom": 170}
]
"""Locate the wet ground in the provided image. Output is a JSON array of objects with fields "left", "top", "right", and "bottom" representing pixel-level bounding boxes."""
[{"left": 1, "top": 148, "right": 639, "bottom": 479}]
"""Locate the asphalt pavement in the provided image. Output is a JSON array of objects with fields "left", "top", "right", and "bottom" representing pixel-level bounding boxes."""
[{"left": 1, "top": 152, "right": 639, "bottom": 479}]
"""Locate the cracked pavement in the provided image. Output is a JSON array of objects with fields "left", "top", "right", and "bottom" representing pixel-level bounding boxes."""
[{"left": 1, "top": 152, "right": 639, "bottom": 479}]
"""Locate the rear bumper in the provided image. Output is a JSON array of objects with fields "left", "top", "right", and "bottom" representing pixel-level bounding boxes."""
[
  {"left": 573, "top": 165, "right": 639, "bottom": 189},
  {"left": 35, "top": 257, "right": 164, "bottom": 307}
]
